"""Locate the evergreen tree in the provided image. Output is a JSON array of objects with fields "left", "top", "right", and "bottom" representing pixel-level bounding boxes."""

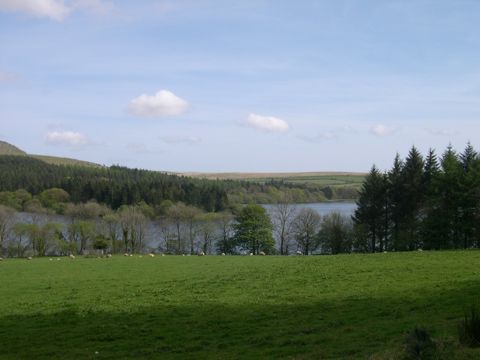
[
  {"left": 387, "top": 154, "right": 404, "bottom": 250},
  {"left": 398, "top": 146, "right": 424, "bottom": 250},
  {"left": 353, "top": 165, "right": 388, "bottom": 252}
]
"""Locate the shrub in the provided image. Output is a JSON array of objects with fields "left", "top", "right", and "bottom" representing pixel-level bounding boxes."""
[
  {"left": 459, "top": 305, "right": 480, "bottom": 347},
  {"left": 403, "top": 326, "right": 436, "bottom": 360}
]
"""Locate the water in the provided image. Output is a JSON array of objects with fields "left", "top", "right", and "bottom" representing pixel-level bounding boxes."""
[{"left": 263, "top": 201, "right": 357, "bottom": 217}]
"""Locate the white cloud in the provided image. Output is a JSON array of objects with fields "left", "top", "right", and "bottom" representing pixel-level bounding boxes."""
[
  {"left": 0, "top": 0, "right": 70, "bottom": 21},
  {"left": 243, "top": 113, "right": 289, "bottom": 133},
  {"left": 370, "top": 124, "right": 396, "bottom": 137},
  {"left": 0, "top": 0, "right": 114, "bottom": 21},
  {"left": 46, "top": 131, "right": 88, "bottom": 146},
  {"left": 128, "top": 90, "right": 189, "bottom": 118},
  {"left": 160, "top": 135, "right": 202, "bottom": 144}
]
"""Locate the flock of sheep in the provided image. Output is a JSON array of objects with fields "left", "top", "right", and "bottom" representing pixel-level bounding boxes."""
[{"left": 0, "top": 250, "right": 307, "bottom": 261}]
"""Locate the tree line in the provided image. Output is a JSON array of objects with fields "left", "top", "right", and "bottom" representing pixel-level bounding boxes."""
[
  {"left": 0, "top": 194, "right": 356, "bottom": 257},
  {"left": 353, "top": 143, "right": 480, "bottom": 252},
  {"left": 0, "top": 156, "right": 357, "bottom": 212}
]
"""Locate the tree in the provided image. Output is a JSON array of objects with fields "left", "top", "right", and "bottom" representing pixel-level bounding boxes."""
[
  {"left": 68, "top": 220, "right": 95, "bottom": 254},
  {"left": 216, "top": 211, "right": 235, "bottom": 254},
  {"left": 318, "top": 212, "right": 353, "bottom": 254},
  {"left": 197, "top": 213, "right": 219, "bottom": 254},
  {"left": 387, "top": 154, "right": 404, "bottom": 250},
  {"left": 119, "top": 205, "right": 148, "bottom": 253},
  {"left": 399, "top": 146, "right": 425, "bottom": 250},
  {"left": 292, "top": 208, "right": 321, "bottom": 255},
  {"left": 0, "top": 205, "right": 15, "bottom": 255},
  {"left": 233, "top": 204, "right": 274, "bottom": 255},
  {"left": 353, "top": 165, "right": 388, "bottom": 252},
  {"left": 272, "top": 194, "right": 297, "bottom": 255},
  {"left": 103, "top": 212, "right": 120, "bottom": 253}
]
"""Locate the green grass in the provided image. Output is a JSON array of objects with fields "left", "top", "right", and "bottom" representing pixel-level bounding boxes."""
[{"left": 1, "top": 251, "right": 480, "bottom": 359}]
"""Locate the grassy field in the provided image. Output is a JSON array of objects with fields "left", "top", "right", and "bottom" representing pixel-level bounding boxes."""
[{"left": 1, "top": 251, "right": 480, "bottom": 359}]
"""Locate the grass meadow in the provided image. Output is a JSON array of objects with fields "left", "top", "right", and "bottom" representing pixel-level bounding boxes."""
[{"left": 1, "top": 251, "right": 480, "bottom": 359}]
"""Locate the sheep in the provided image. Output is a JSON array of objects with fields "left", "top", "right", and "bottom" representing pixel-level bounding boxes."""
[
  {"left": 130, "top": 254, "right": 133, "bottom": 257},
  {"left": 49, "top": 258, "right": 53, "bottom": 261},
  {"left": 161, "top": 254, "right": 165, "bottom": 257},
  {"left": 149, "top": 253, "right": 155, "bottom": 257},
  {"left": 27, "top": 256, "right": 32, "bottom": 260},
  {"left": 0, "top": 257, "right": 3, "bottom": 261},
  {"left": 259, "top": 251, "right": 266, "bottom": 256},
  {"left": 57, "top": 258, "right": 61, "bottom": 261},
  {"left": 418, "top": 249, "right": 423, "bottom": 252},
  {"left": 124, "top": 253, "right": 129, "bottom": 257},
  {"left": 69, "top": 254, "right": 76, "bottom": 260},
  {"left": 106, "top": 254, "right": 112, "bottom": 258},
  {"left": 296, "top": 251, "right": 303, "bottom": 256},
  {"left": 198, "top": 251, "right": 205, "bottom": 256},
  {"left": 249, "top": 253, "right": 253, "bottom": 256},
  {"left": 221, "top": 253, "right": 226, "bottom": 256}
]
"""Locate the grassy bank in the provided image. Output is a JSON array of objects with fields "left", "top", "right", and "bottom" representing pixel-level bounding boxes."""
[{"left": 1, "top": 251, "right": 480, "bottom": 359}]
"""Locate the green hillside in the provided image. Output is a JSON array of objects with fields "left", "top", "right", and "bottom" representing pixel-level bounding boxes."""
[
  {"left": 0, "top": 140, "right": 101, "bottom": 168},
  {"left": 0, "top": 140, "right": 26, "bottom": 156}
]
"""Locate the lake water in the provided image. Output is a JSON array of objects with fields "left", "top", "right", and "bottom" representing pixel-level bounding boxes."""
[{"left": 263, "top": 201, "right": 357, "bottom": 217}]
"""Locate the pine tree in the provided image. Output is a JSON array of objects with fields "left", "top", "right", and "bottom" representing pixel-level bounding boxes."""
[
  {"left": 387, "top": 153, "right": 404, "bottom": 250},
  {"left": 399, "top": 146, "right": 424, "bottom": 250},
  {"left": 353, "top": 165, "right": 388, "bottom": 252}
]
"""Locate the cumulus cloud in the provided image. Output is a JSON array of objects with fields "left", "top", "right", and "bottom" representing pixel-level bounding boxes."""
[
  {"left": 160, "top": 136, "right": 202, "bottom": 144},
  {"left": 243, "top": 113, "right": 289, "bottom": 133},
  {"left": 46, "top": 131, "right": 88, "bottom": 147},
  {"left": 128, "top": 90, "right": 189, "bottom": 118},
  {"left": 370, "top": 124, "right": 396, "bottom": 137},
  {"left": 0, "top": 0, "right": 114, "bottom": 21}
]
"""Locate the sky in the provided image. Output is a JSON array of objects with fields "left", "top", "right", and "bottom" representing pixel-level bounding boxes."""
[{"left": 1, "top": 0, "right": 480, "bottom": 172}]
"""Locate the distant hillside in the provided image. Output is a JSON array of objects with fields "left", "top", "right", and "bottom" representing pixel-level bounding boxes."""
[
  {"left": 0, "top": 140, "right": 26, "bottom": 156},
  {"left": 181, "top": 171, "right": 366, "bottom": 188},
  {"left": 29, "top": 154, "right": 102, "bottom": 168},
  {"left": 0, "top": 140, "right": 101, "bottom": 168}
]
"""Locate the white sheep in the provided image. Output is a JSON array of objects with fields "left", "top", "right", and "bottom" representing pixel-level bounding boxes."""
[
  {"left": 259, "top": 251, "right": 266, "bottom": 256},
  {"left": 69, "top": 254, "right": 76, "bottom": 260},
  {"left": 149, "top": 253, "right": 155, "bottom": 257},
  {"left": 106, "top": 254, "right": 112, "bottom": 258},
  {"left": 0, "top": 257, "right": 3, "bottom": 261},
  {"left": 49, "top": 258, "right": 53, "bottom": 261},
  {"left": 198, "top": 251, "right": 205, "bottom": 256},
  {"left": 124, "top": 253, "right": 129, "bottom": 257},
  {"left": 27, "top": 256, "right": 32, "bottom": 260},
  {"left": 221, "top": 253, "right": 226, "bottom": 256},
  {"left": 296, "top": 251, "right": 303, "bottom": 256},
  {"left": 57, "top": 258, "right": 61, "bottom": 261},
  {"left": 249, "top": 253, "right": 253, "bottom": 256},
  {"left": 161, "top": 254, "right": 165, "bottom": 257}
]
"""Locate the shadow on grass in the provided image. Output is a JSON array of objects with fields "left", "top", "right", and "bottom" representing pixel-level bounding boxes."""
[{"left": 1, "top": 283, "right": 480, "bottom": 359}]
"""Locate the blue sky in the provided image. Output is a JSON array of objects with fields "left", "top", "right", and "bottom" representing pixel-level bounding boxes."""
[{"left": 1, "top": 0, "right": 480, "bottom": 172}]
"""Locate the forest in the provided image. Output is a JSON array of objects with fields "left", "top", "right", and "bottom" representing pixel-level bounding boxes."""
[{"left": 353, "top": 143, "right": 480, "bottom": 252}]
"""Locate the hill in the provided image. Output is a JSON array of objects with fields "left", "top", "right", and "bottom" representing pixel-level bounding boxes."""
[
  {"left": 0, "top": 140, "right": 26, "bottom": 156},
  {"left": 0, "top": 140, "right": 101, "bottom": 168}
]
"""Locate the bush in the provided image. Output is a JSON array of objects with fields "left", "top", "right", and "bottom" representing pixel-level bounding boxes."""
[
  {"left": 403, "top": 326, "right": 436, "bottom": 360},
  {"left": 459, "top": 305, "right": 480, "bottom": 347}
]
